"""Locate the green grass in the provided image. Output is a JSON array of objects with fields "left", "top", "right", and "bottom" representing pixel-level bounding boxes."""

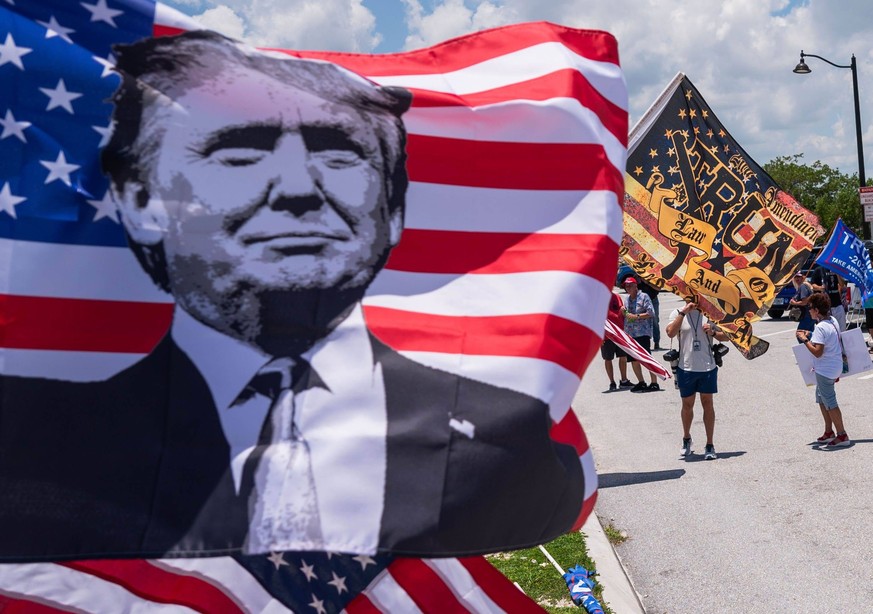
[
  {"left": 602, "top": 523, "right": 628, "bottom": 546},
  {"left": 487, "top": 530, "right": 612, "bottom": 613}
]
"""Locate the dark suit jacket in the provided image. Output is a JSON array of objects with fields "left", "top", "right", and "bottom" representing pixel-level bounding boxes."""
[{"left": 0, "top": 334, "right": 584, "bottom": 561}]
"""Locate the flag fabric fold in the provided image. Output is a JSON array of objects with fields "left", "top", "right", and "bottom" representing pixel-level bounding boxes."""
[
  {"left": 622, "top": 73, "right": 824, "bottom": 358},
  {"left": 603, "top": 319, "right": 671, "bottom": 379},
  {"left": 0, "top": 0, "right": 625, "bottom": 609},
  {"left": 815, "top": 218, "right": 873, "bottom": 302}
]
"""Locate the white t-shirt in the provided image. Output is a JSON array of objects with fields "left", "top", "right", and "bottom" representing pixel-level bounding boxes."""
[
  {"left": 810, "top": 316, "right": 843, "bottom": 379},
  {"left": 669, "top": 308, "right": 716, "bottom": 373}
]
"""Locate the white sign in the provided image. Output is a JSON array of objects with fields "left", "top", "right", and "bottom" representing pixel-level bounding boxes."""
[
  {"left": 794, "top": 327, "right": 873, "bottom": 386},
  {"left": 860, "top": 186, "right": 873, "bottom": 206},
  {"left": 865, "top": 203, "right": 873, "bottom": 221}
]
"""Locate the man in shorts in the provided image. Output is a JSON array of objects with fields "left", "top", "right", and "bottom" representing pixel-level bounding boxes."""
[
  {"left": 602, "top": 290, "right": 629, "bottom": 391},
  {"left": 665, "top": 298, "right": 729, "bottom": 460},
  {"left": 623, "top": 278, "right": 659, "bottom": 392}
]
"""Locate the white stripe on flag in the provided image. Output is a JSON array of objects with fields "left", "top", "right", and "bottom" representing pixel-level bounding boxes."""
[
  {"left": 0, "top": 563, "right": 197, "bottom": 613},
  {"left": 403, "top": 98, "right": 625, "bottom": 174},
  {"left": 580, "top": 448, "right": 598, "bottom": 501},
  {"left": 367, "top": 270, "right": 610, "bottom": 329},
  {"left": 153, "top": 558, "right": 282, "bottom": 614},
  {"left": 399, "top": 351, "right": 586, "bottom": 423},
  {"left": 426, "top": 559, "right": 508, "bottom": 614},
  {"left": 370, "top": 42, "right": 627, "bottom": 110},
  {"left": 362, "top": 569, "right": 424, "bottom": 614},
  {"left": 404, "top": 185, "right": 622, "bottom": 236}
]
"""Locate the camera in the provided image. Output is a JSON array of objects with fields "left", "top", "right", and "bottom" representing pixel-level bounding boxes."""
[
  {"left": 712, "top": 343, "right": 729, "bottom": 367},
  {"left": 662, "top": 349, "right": 679, "bottom": 373}
]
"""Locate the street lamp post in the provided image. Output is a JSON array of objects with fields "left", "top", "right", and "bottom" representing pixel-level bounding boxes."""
[{"left": 794, "top": 50, "right": 871, "bottom": 241}]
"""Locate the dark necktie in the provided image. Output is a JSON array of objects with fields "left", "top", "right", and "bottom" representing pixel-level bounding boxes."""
[{"left": 240, "top": 357, "right": 325, "bottom": 554}]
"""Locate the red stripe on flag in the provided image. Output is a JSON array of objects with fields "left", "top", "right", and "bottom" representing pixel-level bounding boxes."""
[
  {"left": 571, "top": 491, "right": 597, "bottom": 532},
  {"left": 345, "top": 592, "right": 383, "bottom": 614},
  {"left": 457, "top": 557, "right": 544, "bottom": 613},
  {"left": 0, "top": 295, "right": 172, "bottom": 353},
  {"left": 387, "top": 559, "right": 471, "bottom": 614},
  {"left": 409, "top": 69, "right": 628, "bottom": 146},
  {"left": 364, "top": 307, "right": 600, "bottom": 376},
  {"left": 550, "top": 410, "right": 587, "bottom": 456},
  {"left": 153, "top": 24, "right": 185, "bottom": 37},
  {"left": 406, "top": 135, "right": 622, "bottom": 193},
  {"left": 60, "top": 560, "right": 245, "bottom": 613},
  {"left": 290, "top": 22, "right": 619, "bottom": 76},
  {"left": 0, "top": 596, "right": 69, "bottom": 614},
  {"left": 386, "top": 230, "right": 618, "bottom": 285}
]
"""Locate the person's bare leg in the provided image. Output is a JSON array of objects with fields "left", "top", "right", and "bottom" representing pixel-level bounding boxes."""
[
  {"left": 828, "top": 407, "right": 846, "bottom": 434},
  {"left": 681, "top": 395, "right": 695, "bottom": 440},
  {"left": 631, "top": 361, "right": 644, "bottom": 384},
  {"left": 700, "top": 393, "right": 715, "bottom": 446},
  {"left": 819, "top": 402, "right": 834, "bottom": 432},
  {"left": 604, "top": 359, "right": 614, "bottom": 384},
  {"left": 618, "top": 356, "right": 628, "bottom": 381}
]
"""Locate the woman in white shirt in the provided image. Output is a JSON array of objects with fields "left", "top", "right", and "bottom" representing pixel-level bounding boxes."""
[{"left": 796, "top": 292, "right": 850, "bottom": 447}]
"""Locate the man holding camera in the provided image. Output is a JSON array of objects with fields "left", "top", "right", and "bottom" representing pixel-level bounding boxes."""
[{"left": 665, "top": 299, "right": 729, "bottom": 460}]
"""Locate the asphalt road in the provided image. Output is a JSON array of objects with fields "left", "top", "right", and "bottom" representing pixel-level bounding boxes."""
[{"left": 573, "top": 292, "right": 873, "bottom": 613}]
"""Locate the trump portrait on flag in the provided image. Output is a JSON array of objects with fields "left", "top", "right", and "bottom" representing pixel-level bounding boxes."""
[{"left": 0, "top": 30, "right": 586, "bottom": 560}]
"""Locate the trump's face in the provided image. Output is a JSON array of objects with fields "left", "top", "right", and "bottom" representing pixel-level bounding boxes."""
[{"left": 130, "top": 63, "right": 402, "bottom": 318}]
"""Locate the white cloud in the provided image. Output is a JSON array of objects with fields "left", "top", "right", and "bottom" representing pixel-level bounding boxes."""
[
  {"left": 192, "top": 6, "right": 246, "bottom": 40},
  {"left": 172, "top": 0, "right": 873, "bottom": 176},
  {"left": 192, "top": 0, "right": 381, "bottom": 51},
  {"left": 402, "top": 0, "right": 518, "bottom": 50}
]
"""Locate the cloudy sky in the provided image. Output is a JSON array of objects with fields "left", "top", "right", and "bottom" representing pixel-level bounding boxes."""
[{"left": 163, "top": 0, "right": 873, "bottom": 177}]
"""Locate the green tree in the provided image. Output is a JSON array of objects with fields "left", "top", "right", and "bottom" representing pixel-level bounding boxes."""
[{"left": 763, "top": 153, "right": 864, "bottom": 239}]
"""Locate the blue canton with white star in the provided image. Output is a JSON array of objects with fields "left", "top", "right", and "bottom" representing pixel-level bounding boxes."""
[
  {"left": 0, "top": 0, "right": 153, "bottom": 244},
  {"left": 235, "top": 551, "right": 394, "bottom": 613}
]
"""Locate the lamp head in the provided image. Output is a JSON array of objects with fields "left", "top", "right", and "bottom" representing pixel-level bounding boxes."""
[{"left": 793, "top": 54, "right": 811, "bottom": 74}]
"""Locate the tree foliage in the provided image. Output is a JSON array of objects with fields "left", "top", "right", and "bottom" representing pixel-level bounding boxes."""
[{"left": 762, "top": 154, "right": 865, "bottom": 240}]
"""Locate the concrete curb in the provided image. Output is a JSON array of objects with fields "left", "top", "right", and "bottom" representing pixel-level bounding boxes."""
[{"left": 581, "top": 513, "right": 646, "bottom": 613}]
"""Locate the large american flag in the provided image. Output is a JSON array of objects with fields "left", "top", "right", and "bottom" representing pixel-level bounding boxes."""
[{"left": 0, "top": 1, "right": 625, "bottom": 610}]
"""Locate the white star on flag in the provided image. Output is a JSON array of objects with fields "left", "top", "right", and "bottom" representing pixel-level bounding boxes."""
[
  {"left": 40, "top": 151, "right": 80, "bottom": 186},
  {"left": 300, "top": 560, "right": 317, "bottom": 582},
  {"left": 92, "top": 123, "right": 112, "bottom": 147},
  {"left": 0, "top": 109, "right": 31, "bottom": 143},
  {"left": 0, "top": 33, "right": 32, "bottom": 70},
  {"left": 86, "top": 190, "right": 118, "bottom": 223},
  {"left": 37, "top": 16, "right": 76, "bottom": 44},
  {"left": 80, "top": 0, "right": 124, "bottom": 27},
  {"left": 0, "top": 182, "right": 26, "bottom": 218},
  {"left": 308, "top": 596, "right": 326, "bottom": 614},
  {"left": 92, "top": 54, "right": 116, "bottom": 78},
  {"left": 39, "top": 79, "right": 83, "bottom": 114},
  {"left": 327, "top": 572, "right": 348, "bottom": 595},
  {"left": 352, "top": 554, "right": 376, "bottom": 570},
  {"left": 266, "top": 551, "right": 288, "bottom": 570}
]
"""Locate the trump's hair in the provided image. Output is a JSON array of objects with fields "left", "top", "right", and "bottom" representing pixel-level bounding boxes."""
[{"left": 102, "top": 30, "right": 411, "bottom": 292}]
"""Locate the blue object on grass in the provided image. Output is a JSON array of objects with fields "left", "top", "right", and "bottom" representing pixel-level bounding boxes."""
[{"left": 562, "top": 565, "right": 604, "bottom": 613}]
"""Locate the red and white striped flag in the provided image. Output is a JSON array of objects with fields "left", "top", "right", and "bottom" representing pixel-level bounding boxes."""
[
  {"left": 0, "top": 1, "right": 626, "bottom": 610},
  {"left": 604, "top": 319, "right": 672, "bottom": 379}
]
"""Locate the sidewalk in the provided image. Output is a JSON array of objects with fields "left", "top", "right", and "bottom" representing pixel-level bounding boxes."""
[{"left": 581, "top": 512, "right": 645, "bottom": 613}]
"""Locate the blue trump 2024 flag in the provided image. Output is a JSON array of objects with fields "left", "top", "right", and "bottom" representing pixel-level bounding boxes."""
[{"left": 815, "top": 219, "right": 873, "bottom": 302}]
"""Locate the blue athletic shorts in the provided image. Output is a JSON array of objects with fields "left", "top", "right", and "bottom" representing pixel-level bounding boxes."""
[{"left": 676, "top": 367, "right": 718, "bottom": 398}]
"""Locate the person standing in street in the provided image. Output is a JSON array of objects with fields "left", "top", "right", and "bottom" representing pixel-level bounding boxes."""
[
  {"left": 601, "top": 290, "right": 630, "bottom": 391},
  {"left": 796, "top": 293, "right": 851, "bottom": 448},
  {"left": 810, "top": 265, "right": 846, "bottom": 331},
  {"left": 666, "top": 298, "right": 729, "bottom": 460},
  {"left": 789, "top": 271, "right": 815, "bottom": 340},
  {"left": 622, "top": 278, "right": 659, "bottom": 392},
  {"left": 639, "top": 280, "right": 662, "bottom": 350}
]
